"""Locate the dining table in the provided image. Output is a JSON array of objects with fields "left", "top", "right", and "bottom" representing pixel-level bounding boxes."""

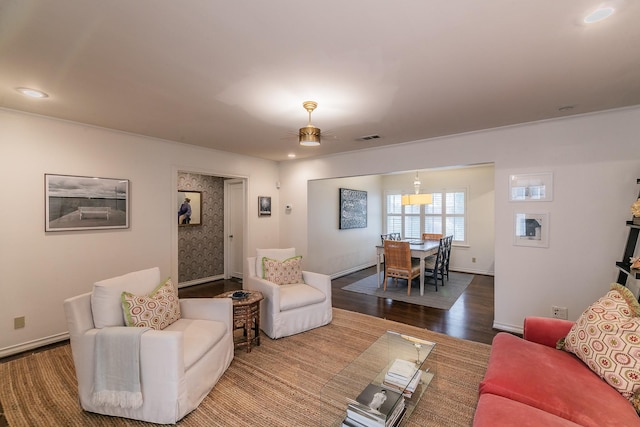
[{"left": 376, "top": 240, "right": 440, "bottom": 296}]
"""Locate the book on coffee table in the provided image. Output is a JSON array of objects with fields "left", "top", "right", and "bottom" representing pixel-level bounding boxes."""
[{"left": 345, "top": 383, "right": 405, "bottom": 427}]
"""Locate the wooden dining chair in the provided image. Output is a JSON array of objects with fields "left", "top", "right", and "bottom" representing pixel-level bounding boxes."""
[
  {"left": 422, "top": 233, "right": 443, "bottom": 241},
  {"left": 424, "top": 237, "right": 446, "bottom": 291},
  {"left": 383, "top": 240, "right": 421, "bottom": 296}
]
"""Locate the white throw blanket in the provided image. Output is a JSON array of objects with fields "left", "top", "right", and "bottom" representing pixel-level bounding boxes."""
[{"left": 92, "top": 326, "right": 149, "bottom": 409}]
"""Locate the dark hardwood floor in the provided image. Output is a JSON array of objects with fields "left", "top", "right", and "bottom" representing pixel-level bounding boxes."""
[{"left": 179, "top": 266, "right": 498, "bottom": 345}]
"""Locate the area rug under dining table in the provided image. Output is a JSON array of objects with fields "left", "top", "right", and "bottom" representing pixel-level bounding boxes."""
[
  {"left": 0, "top": 308, "right": 490, "bottom": 426},
  {"left": 342, "top": 272, "right": 475, "bottom": 310}
]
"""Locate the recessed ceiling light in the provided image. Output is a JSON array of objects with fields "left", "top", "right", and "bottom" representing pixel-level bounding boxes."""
[
  {"left": 16, "top": 87, "right": 49, "bottom": 99},
  {"left": 287, "top": 153, "right": 296, "bottom": 158},
  {"left": 584, "top": 7, "right": 615, "bottom": 24}
]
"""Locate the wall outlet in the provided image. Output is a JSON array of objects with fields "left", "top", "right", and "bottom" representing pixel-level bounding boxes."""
[
  {"left": 14, "top": 316, "right": 25, "bottom": 329},
  {"left": 472, "top": 257, "right": 477, "bottom": 263},
  {"left": 551, "top": 306, "right": 568, "bottom": 320}
]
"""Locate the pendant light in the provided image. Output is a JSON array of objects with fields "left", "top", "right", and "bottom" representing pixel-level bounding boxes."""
[{"left": 401, "top": 171, "right": 433, "bottom": 205}]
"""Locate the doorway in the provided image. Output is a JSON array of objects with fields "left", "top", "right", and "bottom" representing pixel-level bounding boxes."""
[{"left": 175, "top": 171, "right": 246, "bottom": 286}]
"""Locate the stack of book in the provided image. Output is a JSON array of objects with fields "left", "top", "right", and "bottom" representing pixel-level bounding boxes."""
[
  {"left": 383, "top": 359, "right": 422, "bottom": 398},
  {"left": 342, "top": 383, "right": 406, "bottom": 427}
]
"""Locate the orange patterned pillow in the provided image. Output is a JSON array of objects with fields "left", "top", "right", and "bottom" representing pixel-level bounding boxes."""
[
  {"left": 561, "top": 284, "right": 640, "bottom": 412},
  {"left": 262, "top": 256, "right": 303, "bottom": 285},
  {"left": 121, "top": 278, "right": 181, "bottom": 330}
]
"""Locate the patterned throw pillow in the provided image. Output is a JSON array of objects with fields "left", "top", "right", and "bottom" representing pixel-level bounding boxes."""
[
  {"left": 559, "top": 283, "right": 640, "bottom": 412},
  {"left": 262, "top": 256, "right": 303, "bottom": 285},
  {"left": 121, "top": 278, "right": 181, "bottom": 330}
]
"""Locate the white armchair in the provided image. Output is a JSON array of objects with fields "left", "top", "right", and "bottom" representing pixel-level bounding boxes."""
[
  {"left": 63, "top": 267, "right": 234, "bottom": 424},
  {"left": 245, "top": 248, "right": 332, "bottom": 339}
]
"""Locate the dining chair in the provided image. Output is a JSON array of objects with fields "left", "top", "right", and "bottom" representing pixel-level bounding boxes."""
[
  {"left": 424, "top": 237, "right": 447, "bottom": 291},
  {"left": 442, "top": 235, "right": 453, "bottom": 281},
  {"left": 383, "top": 240, "right": 422, "bottom": 296},
  {"left": 422, "top": 233, "right": 443, "bottom": 241}
]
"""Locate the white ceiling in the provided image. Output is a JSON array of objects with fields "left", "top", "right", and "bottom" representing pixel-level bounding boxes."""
[{"left": 1, "top": 1, "right": 639, "bottom": 162}]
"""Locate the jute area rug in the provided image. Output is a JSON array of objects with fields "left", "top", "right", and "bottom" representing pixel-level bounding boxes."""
[
  {"left": 0, "top": 309, "right": 490, "bottom": 426},
  {"left": 342, "top": 272, "right": 474, "bottom": 310}
]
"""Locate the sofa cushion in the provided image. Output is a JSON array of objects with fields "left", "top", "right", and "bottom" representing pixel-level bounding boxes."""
[
  {"left": 480, "top": 332, "right": 640, "bottom": 426},
  {"left": 560, "top": 283, "right": 640, "bottom": 411},
  {"left": 473, "top": 393, "right": 582, "bottom": 427},
  {"left": 263, "top": 256, "right": 303, "bottom": 285},
  {"left": 279, "top": 284, "right": 326, "bottom": 311},
  {"left": 91, "top": 267, "right": 161, "bottom": 328},
  {"left": 121, "top": 278, "right": 181, "bottom": 330},
  {"left": 164, "top": 318, "right": 227, "bottom": 370},
  {"left": 255, "top": 248, "right": 296, "bottom": 278}
]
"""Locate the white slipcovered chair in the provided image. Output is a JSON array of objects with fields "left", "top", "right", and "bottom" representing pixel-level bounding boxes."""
[
  {"left": 63, "top": 267, "right": 234, "bottom": 424},
  {"left": 245, "top": 248, "right": 332, "bottom": 339}
]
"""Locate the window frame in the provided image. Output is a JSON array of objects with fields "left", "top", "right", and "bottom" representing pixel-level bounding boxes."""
[{"left": 383, "top": 188, "right": 468, "bottom": 245}]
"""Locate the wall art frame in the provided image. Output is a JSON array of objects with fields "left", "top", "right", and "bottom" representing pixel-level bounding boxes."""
[
  {"left": 258, "top": 196, "right": 271, "bottom": 216},
  {"left": 45, "top": 173, "right": 129, "bottom": 232},
  {"left": 509, "top": 172, "right": 553, "bottom": 202},
  {"left": 178, "top": 190, "right": 202, "bottom": 226},
  {"left": 339, "top": 188, "right": 367, "bottom": 229},
  {"left": 513, "top": 211, "right": 549, "bottom": 248}
]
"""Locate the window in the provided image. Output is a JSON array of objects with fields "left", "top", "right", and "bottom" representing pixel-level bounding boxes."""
[{"left": 384, "top": 189, "right": 467, "bottom": 244}]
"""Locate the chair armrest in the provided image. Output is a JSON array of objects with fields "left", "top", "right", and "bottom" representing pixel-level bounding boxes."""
[
  {"left": 179, "top": 298, "right": 233, "bottom": 332},
  {"left": 523, "top": 316, "right": 575, "bottom": 348},
  {"left": 244, "top": 275, "right": 280, "bottom": 311},
  {"left": 302, "top": 270, "right": 332, "bottom": 297}
]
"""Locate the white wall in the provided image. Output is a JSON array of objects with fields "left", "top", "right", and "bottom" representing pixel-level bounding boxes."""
[
  {"left": 307, "top": 175, "right": 383, "bottom": 275},
  {"left": 279, "top": 107, "right": 640, "bottom": 333},
  {"left": 0, "top": 109, "right": 280, "bottom": 356}
]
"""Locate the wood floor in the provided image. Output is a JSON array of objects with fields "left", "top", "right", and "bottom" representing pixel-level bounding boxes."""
[{"left": 179, "top": 266, "right": 498, "bottom": 345}]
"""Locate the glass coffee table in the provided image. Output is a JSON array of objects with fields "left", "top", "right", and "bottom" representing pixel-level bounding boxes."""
[{"left": 321, "top": 331, "right": 436, "bottom": 426}]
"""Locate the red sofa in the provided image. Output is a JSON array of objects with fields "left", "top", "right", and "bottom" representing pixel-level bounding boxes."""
[{"left": 473, "top": 317, "right": 640, "bottom": 427}]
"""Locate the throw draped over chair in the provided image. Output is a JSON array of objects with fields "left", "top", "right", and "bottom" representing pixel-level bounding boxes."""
[
  {"left": 383, "top": 240, "right": 422, "bottom": 296},
  {"left": 422, "top": 233, "right": 443, "bottom": 241},
  {"left": 424, "top": 237, "right": 447, "bottom": 290},
  {"left": 245, "top": 248, "right": 332, "bottom": 339},
  {"left": 63, "top": 267, "right": 234, "bottom": 424}
]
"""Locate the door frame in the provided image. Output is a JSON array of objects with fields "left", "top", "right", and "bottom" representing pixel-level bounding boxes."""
[
  {"left": 224, "top": 178, "right": 245, "bottom": 279},
  {"left": 171, "top": 166, "right": 248, "bottom": 287}
]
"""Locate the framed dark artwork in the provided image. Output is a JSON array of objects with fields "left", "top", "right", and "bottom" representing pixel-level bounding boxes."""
[
  {"left": 45, "top": 174, "right": 129, "bottom": 232},
  {"left": 258, "top": 196, "right": 271, "bottom": 216},
  {"left": 339, "top": 188, "right": 367, "bottom": 229},
  {"left": 178, "top": 191, "right": 202, "bottom": 226}
]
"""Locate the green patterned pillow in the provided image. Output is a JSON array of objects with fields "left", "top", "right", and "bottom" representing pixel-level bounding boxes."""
[
  {"left": 560, "top": 283, "right": 640, "bottom": 413},
  {"left": 121, "top": 278, "right": 181, "bottom": 330},
  {"left": 262, "top": 256, "right": 303, "bottom": 285}
]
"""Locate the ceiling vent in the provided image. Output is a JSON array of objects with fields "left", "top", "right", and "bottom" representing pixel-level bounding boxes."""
[{"left": 357, "top": 134, "right": 381, "bottom": 141}]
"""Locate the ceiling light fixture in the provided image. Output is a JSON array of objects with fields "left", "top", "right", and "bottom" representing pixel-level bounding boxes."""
[
  {"left": 584, "top": 6, "right": 615, "bottom": 23},
  {"left": 299, "top": 101, "right": 321, "bottom": 147},
  {"left": 401, "top": 171, "right": 433, "bottom": 206},
  {"left": 16, "top": 87, "right": 49, "bottom": 98}
]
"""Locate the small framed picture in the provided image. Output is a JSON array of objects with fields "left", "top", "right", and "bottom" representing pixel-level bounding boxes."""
[
  {"left": 258, "top": 196, "right": 271, "bottom": 216},
  {"left": 509, "top": 172, "right": 553, "bottom": 202},
  {"left": 514, "top": 212, "right": 549, "bottom": 248}
]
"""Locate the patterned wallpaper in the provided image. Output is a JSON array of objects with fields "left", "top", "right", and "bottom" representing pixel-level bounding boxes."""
[{"left": 178, "top": 172, "right": 225, "bottom": 283}]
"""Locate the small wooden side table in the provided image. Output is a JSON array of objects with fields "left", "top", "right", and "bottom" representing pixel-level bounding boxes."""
[{"left": 215, "top": 290, "right": 263, "bottom": 353}]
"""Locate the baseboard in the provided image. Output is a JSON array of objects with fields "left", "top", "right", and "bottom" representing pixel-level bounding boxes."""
[
  {"left": 330, "top": 263, "right": 377, "bottom": 279},
  {"left": 492, "top": 321, "right": 523, "bottom": 335},
  {"left": 0, "top": 332, "right": 70, "bottom": 359}
]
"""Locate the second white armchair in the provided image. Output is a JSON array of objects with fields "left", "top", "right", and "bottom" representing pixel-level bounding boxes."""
[{"left": 245, "top": 248, "right": 332, "bottom": 339}]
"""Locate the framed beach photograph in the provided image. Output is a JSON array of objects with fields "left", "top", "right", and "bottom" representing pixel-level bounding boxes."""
[
  {"left": 339, "top": 188, "right": 367, "bottom": 229},
  {"left": 178, "top": 191, "right": 202, "bottom": 226},
  {"left": 509, "top": 172, "right": 553, "bottom": 202},
  {"left": 258, "top": 196, "right": 271, "bottom": 216},
  {"left": 45, "top": 174, "right": 129, "bottom": 232},
  {"left": 513, "top": 212, "right": 549, "bottom": 248}
]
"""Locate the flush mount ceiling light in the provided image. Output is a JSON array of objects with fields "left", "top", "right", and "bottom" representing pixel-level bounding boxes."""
[
  {"left": 299, "top": 101, "right": 321, "bottom": 147},
  {"left": 401, "top": 171, "right": 433, "bottom": 206},
  {"left": 584, "top": 6, "right": 615, "bottom": 23},
  {"left": 16, "top": 87, "right": 49, "bottom": 98}
]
